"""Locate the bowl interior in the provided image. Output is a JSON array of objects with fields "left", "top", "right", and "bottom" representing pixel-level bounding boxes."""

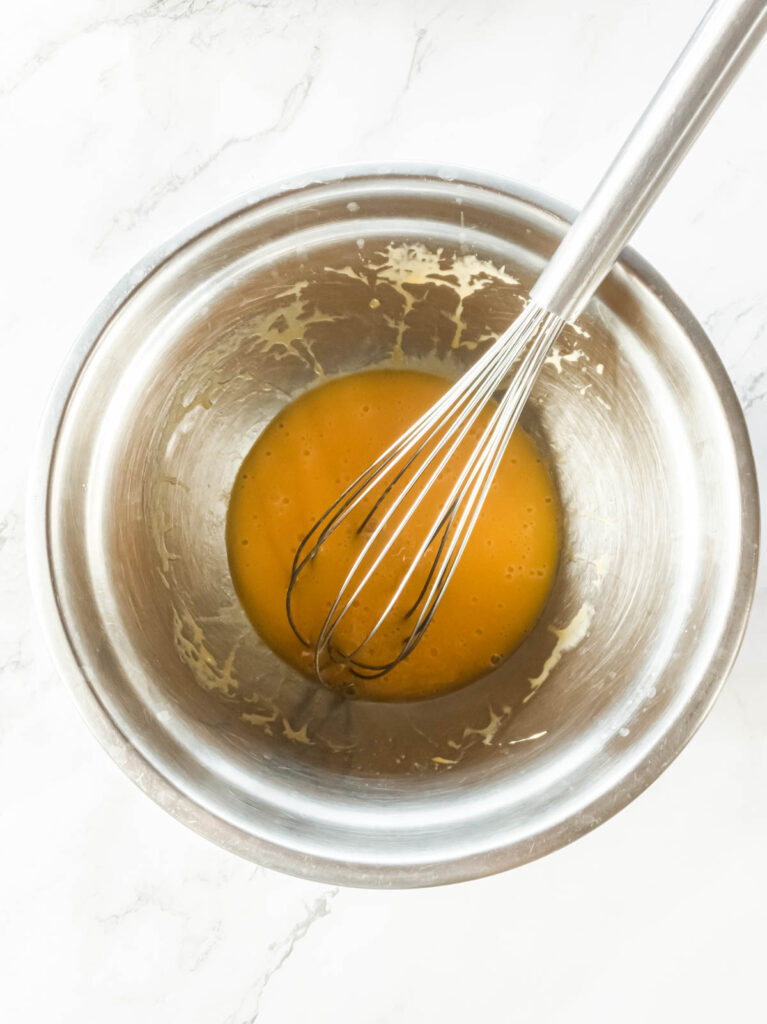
[{"left": 46, "top": 172, "right": 753, "bottom": 883}]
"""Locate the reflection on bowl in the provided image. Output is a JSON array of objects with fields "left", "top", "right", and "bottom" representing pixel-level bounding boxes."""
[{"left": 31, "top": 166, "right": 759, "bottom": 886}]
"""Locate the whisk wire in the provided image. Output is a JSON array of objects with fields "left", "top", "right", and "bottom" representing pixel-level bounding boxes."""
[
  {"left": 288, "top": 302, "right": 538, "bottom": 655},
  {"left": 286, "top": 301, "right": 565, "bottom": 680},
  {"left": 406, "top": 311, "right": 564, "bottom": 645},
  {"left": 311, "top": 304, "right": 544, "bottom": 670},
  {"left": 355, "top": 308, "right": 565, "bottom": 675}
]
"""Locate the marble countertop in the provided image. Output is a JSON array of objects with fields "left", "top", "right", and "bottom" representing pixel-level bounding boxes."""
[{"left": 2, "top": 1, "right": 765, "bottom": 1020}]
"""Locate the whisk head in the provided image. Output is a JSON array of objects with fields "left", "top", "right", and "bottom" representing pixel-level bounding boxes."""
[{"left": 286, "top": 300, "right": 565, "bottom": 686}]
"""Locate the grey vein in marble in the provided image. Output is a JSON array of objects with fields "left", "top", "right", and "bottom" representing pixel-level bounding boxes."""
[
  {"left": 2, "top": 0, "right": 285, "bottom": 98},
  {"left": 95, "top": 44, "right": 321, "bottom": 250},
  {"left": 229, "top": 889, "right": 338, "bottom": 1024}
]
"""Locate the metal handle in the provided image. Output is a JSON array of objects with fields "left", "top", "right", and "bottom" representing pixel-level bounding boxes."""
[{"left": 531, "top": 0, "right": 767, "bottom": 322}]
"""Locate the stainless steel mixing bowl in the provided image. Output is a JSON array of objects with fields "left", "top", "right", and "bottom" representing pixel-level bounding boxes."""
[{"left": 30, "top": 166, "right": 759, "bottom": 887}]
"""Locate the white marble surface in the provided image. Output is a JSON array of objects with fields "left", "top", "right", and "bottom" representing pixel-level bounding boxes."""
[{"left": 2, "top": 0, "right": 765, "bottom": 1020}]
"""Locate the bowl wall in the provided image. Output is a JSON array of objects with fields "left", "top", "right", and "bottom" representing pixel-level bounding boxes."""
[{"left": 34, "top": 168, "right": 759, "bottom": 885}]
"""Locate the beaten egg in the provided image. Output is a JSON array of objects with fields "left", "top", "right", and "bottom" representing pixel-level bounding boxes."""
[{"left": 227, "top": 369, "right": 560, "bottom": 700}]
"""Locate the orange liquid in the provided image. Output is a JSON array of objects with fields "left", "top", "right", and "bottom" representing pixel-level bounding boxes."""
[{"left": 227, "top": 370, "right": 560, "bottom": 701}]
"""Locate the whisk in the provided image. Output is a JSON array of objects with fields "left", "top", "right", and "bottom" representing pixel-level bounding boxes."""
[{"left": 288, "top": 0, "right": 767, "bottom": 683}]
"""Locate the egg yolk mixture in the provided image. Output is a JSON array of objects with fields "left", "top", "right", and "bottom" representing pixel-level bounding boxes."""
[{"left": 226, "top": 370, "right": 559, "bottom": 701}]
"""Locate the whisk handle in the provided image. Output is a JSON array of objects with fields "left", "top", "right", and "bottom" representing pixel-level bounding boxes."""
[{"left": 531, "top": 0, "right": 767, "bottom": 322}]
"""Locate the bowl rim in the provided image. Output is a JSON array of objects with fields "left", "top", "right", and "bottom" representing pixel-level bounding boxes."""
[{"left": 27, "top": 162, "right": 761, "bottom": 887}]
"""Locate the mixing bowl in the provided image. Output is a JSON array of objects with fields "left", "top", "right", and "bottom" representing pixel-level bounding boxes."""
[{"left": 30, "top": 166, "right": 759, "bottom": 887}]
